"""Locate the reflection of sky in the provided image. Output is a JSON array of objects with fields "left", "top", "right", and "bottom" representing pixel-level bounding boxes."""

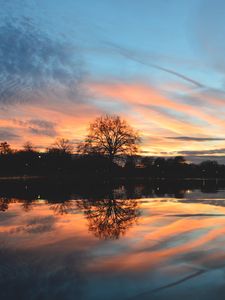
[
  {"left": 1, "top": 1, "right": 225, "bottom": 160},
  {"left": 2, "top": 196, "right": 225, "bottom": 299}
]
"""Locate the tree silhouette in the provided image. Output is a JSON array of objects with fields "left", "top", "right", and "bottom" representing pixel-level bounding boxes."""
[
  {"left": 78, "top": 115, "right": 141, "bottom": 165},
  {"left": 77, "top": 198, "right": 140, "bottom": 240},
  {"left": 173, "top": 156, "right": 186, "bottom": 165},
  {"left": 141, "top": 156, "right": 154, "bottom": 168},
  {"left": 200, "top": 160, "right": 219, "bottom": 177},
  {"left": 0, "top": 141, "right": 12, "bottom": 155},
  {"left": 49, "top": 138, "right": 73, "bottom": 154},
  {"left": 45, "top": 138, "right": 74, "bottom": 174},
  {"left": 23, "top": 141, "right": 35, "bottom": 152}
]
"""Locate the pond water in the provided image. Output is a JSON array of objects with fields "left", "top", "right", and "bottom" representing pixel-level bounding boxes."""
[{"left": 1, "top": 179, "right": 225, "bottom": 300}]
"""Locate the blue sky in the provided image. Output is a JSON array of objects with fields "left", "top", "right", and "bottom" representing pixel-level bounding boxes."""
[{"left": 1, "top": 0, "right": 225, "bottom": 161}]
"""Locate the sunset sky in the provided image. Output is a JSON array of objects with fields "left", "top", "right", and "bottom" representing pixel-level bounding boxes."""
[{"left": 1, "top": 0, "right": 225, "bottom": 162}]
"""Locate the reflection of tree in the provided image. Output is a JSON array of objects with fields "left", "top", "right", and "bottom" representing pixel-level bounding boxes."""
[
  {"left": 0, "top": 197, "right": 10, "bottom": 211},
  {"left": 21, "top": 200, "right": 33, "bottom": 212},
  {"left": 77, "top": 199, "right": 140, "bottom": 240},
  {"left": 0, "top": 197, "right": 34, "bottom": 212},
  {"left": 50, "top": 201, "right": 74, "bottom": 215}
]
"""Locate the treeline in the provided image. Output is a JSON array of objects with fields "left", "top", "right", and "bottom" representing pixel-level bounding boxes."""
[
  {"left": 1, "top": 115, "right": 225, "bottom": 178},
  {"left": 0, "top": 140, "right": 224, "bottom": 178}
]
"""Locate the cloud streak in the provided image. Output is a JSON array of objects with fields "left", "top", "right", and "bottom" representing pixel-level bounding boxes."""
[
  {"left": 105, "top": 42, "right": 204, "bottom": 88},
  {"left": 178, "top": 149, "right": 225, "bottom": 155},
  {"left": 0, "top": 19, "right": 84, "bottom": 105},
  {"left": 14, "top": 119, "right": 58, "bottom": 137},
  {"left": 167, "top": 136, "right": 225, "bottom": 142},
  {"left": 0, "top": 128, "right": 20, "bottom": 141},
  {"left": 89, "top": 82, "right": 225, "bottom": 134}
]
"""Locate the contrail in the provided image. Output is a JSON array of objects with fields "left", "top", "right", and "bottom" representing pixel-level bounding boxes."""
[
  {"left": 127, "top": 269, "right": 205, "bottom": 299},
  {"left": 105, "top": 42, "right": 204, "bottom": 88}
]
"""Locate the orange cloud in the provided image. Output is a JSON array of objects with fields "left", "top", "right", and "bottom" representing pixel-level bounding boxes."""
[
  {"left": 89, "top": 82, "right": 225, "bottom": 129},
  {"left": 87, "top": 81, "right": 225, "bottom": 155},
  {"left": 1, "top": 80, "right": 225, "bottom": 155}
]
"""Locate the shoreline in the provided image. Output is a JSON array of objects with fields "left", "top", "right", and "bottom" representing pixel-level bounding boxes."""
[{"left": 0, "top": 175, "right": 224, "bottom": 182}]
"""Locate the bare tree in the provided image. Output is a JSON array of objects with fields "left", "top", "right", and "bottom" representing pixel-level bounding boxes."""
[
  {"left": 49, "top": 138, "right": 73, "bottom": 154},
  {"left": 23, "top": 141, "right": 34, "bottom": 152},
  {"left": 78, "top": 115, "right": 141, "bottom": 163},
  {"left": 0, "top": 141, "right": 12, "bottom": 155}
]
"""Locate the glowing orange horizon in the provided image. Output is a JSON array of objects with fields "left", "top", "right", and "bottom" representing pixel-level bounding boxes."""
[{"left": 1, "top": 81, "right": 225, "bottom": 158}]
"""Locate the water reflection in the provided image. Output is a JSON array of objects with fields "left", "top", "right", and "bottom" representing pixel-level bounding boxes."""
[
  {"left": 50, "top": 200, "right": 74, "bottom": 215},
  {"left": 1, "top": 180, "right": 225, "bottom": 299},
  {"left": 0, "top": 178, "right": 225, "bottom": 202},
  {"left": 0, "top": 197, "right": 10, "bottom": 211},
  {"left": 77, "top": 198, "right": 140, "bottom": 239}
]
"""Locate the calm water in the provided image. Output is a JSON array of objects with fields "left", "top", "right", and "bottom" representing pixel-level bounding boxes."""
[{"left": 1, "top": 179, "right": 225, "bottom": 300}]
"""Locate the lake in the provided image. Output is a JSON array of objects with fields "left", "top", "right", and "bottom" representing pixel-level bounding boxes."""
[{"left": 1, "top": 179, "right": 225, "bottom": 300}]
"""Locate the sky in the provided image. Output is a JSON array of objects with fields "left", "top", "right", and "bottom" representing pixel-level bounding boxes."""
[{"left": 1, "top": 0, "right": 225, "bottom": 162}]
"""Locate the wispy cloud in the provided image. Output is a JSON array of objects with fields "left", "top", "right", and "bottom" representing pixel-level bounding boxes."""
[
  {"left": 0, "top": 19, "right": 84, "bottom": 105},
  {"left": 88, "top": 82, "right": 225, "bottom": 135},
  {"left": 104, "top": 42, "right": 204, "bottom": 88},
  {"left": 178, "top": 149, "right": 225, "bottom": 155},
  {"left": 167, "top": 136, "right": 225, "bottom": 142},
  {"left": 0, "top": 127, "right": 20, "bottom": 141},
  {"left": 14, "top": 119, "right": 57, "bottom": 137}
]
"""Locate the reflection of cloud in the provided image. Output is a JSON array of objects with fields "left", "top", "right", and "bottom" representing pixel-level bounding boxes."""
[
  {"left": 0, "top": 243, "right": 87, "bottom": 299},
  {"left": 9, "top": 216, "right": 56, "bottom": 234}
]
